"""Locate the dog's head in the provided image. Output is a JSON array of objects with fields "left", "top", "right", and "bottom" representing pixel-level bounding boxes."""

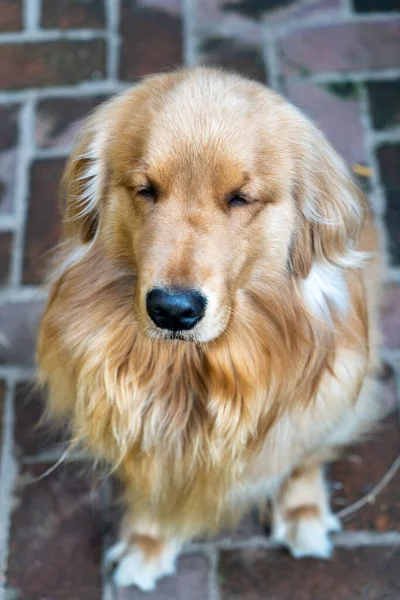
[{"left": 61, "top": 68, "right": 365, "bottom": 343}]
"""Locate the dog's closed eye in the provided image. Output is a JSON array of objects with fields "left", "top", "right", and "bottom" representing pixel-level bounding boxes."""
[{"left": 136, "top": 183, "right": 158, "bottom": 202}]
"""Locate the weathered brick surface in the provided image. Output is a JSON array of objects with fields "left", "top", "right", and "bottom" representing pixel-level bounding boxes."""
[
  {"left": 23, "top": 158, "right": 65, "bottom": 284},
  {"left": 36, "top": 95, "right": 109, "bottom": 148},
  {"left": 0, "top": 231, "right": 12, "bottom": 284},
  {"left": 218, "top": 546, "right": 400, "bottom": 599},
  {"left": 0, "top": 1, "right": 400, "bottom": 599},
  {"left": 281, "top": 21, "right": 400, "bottom": 76},
  {"left": 120, "top": 0, "right": 183, "bottom": 80},
  {"left": 41, "top": 0, "right": 106, "bottom": 29},
  {"left": 0, "top": 0, "right": 23, "bottom": 31},
  {"left": 0, "top": 41, "right": 106, "bottom": 89},
  {"left": 7, "top": 464, "right": 104, "bottom": 600}
]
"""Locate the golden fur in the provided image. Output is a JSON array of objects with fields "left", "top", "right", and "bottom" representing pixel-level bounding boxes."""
[{"left": 37, "top": 68, "right": 383, "bottom": 589}]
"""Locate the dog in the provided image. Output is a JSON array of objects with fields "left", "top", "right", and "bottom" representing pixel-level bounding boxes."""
[{"left": 37, "top": 67, "right": 383, "bottom": 591}]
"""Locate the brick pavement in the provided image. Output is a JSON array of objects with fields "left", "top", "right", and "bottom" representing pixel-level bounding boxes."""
[{"left": 0, "top": 0, "right": 400, "bottom": 598}]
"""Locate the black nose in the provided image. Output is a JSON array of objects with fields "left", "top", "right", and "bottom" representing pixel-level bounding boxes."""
[{"left": 146, "top": 287, "right": 206, "bottom": 331}]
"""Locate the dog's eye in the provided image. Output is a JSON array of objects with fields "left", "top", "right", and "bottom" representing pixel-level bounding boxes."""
[
  {"left": 136, "top": 184, "right": 158, "bottom": 201},
  {"left": 227, "top": 193, "right": 249, "bottom": 207}
]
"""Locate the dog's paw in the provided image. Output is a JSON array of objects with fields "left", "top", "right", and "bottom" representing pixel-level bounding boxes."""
[
  {"left": 271, "top": 505, "right": 341, "bottom": 560},
  {"left": 106, "top": 538, "right": 180, "bottom": 590}
]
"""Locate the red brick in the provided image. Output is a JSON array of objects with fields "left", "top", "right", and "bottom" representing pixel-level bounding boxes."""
[
  {"left": 285, "top": 80, "right": 365, "bottom": 166},
  {"left": 23, "top": 158, "right": 65, "bottom": 284},
  {"left": 0, "top": 232, "right": 12, "bottom": 284},
  {"left": 382, "top": 285, "right": 400, "bottom": 349},
  {"left": 36, "top": 95, "right": 109, "bottom": 149},
  {"left": 0, "top": 0, "right": 22, "bottom": 31},
  {"left": 0, "top": 41, "right": 106, "bottom": 90},
  {"left": 281, "top": 20, "right": 400, "bottom": 76},
  {"left": 115, "top": 553, "right": 210, "bottom": 600},
  {"left": 218, "top": 546, "right": 400, "bottom": 599},
  {"left": 14, "top": 383, "right": 66, "bottom": 459},
  {"left": 7, "top": 463, "right": 103, "bottom": 599},
  {"left": 41, "top": 0, "right": 106, "bottom": 29},
  {"left": 200, "top": 37, "right": 267, "bottom": 83},
  {"left": 331, "top": 413, "right": 400, "bottom": 531},
  {"left": 0, "top": 301, "right": 43, "bottom": 366},
  {"left": 0, "top": 105, "right": 19, "bottom": 215},
  {"left": 119, "top": 0, "right": 183, "bottom": 80}
]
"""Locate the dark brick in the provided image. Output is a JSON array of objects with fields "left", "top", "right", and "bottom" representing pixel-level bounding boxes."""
[
  {"left": 281, "top": 21, "right": 400, "bottom": 76},
  {"left": 218, "top": 546, "right": 400, "bottom": 599},
  {"left": 41, "top": 0, "right": 106, "bottom": 29},
  {"left": 200, "top": 38, "right": 267, "bottom": 83},
  {"left": 385, "top": 190, "right": 400, "bottom": 265},
  {"left": 120, "top": 0, "right": 183, "bottom": 80},
  {"left": 36, "top": 95, "right": 109, "bottom": 149},
  {"left": 331, "top": 413, "right": 400, "bottom": 531},
  {"left": 0, "top": 105, "right": 19, "bottom": 215},
  {"left": 367, "top": 80, "right": 400, "bottom": 130},
  {"left": 286, "top": 80, "right": 365, "bottom": 166},
  {"left": 0, "top": 301, "right": 43, "bottom": 366},
  {"left": 382, "top": 285, "right": 400, "bottom": 347},
  {"left": 353, "top": 0, "right": 400, "bottom": 12},
  {"left": 378, "top": 143, "right": 400, "bottom": 190},
  {"left": 0, "top": 232, "right": 12, "bottom": 284},
  {"left": 7, "top": 463, "right": 103, "bottom": 600},
  {"left": 14, "top": 382, "right": 66, "bottom": 459},
  {"left": 23, "top": 158, "right": 65, "bottom": 284},
  {"left": 0, "top": 0, "right": 22, "bottom": 31},
  {"left": 115, "top": 553, "right": 210, "bottom": 600},
  {"left": 0, "top": 41, "right": 106, "bottom": 90}
]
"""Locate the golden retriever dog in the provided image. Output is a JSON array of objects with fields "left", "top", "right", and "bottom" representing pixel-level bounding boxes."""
[{"left": 37, "top": 67, "right": 383, "bottom": 590}]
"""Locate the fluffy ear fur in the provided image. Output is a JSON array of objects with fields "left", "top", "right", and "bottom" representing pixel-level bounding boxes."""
[
  {"left": 61, "top": 107, "right": 110, "bottom": 244},
  {"left": 289, "top": 120, "right": 366, "bottom": 280}
]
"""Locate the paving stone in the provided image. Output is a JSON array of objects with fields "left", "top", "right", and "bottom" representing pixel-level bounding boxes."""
[
  {"left": 0, "top": 41, "right": 106, "bottom": 89},
  {"left": 200, "top": 37, "right": 267, "bottom": 82},
  {"left": 7, "top": 463, "right": 104, "bottom": 600},
  {"left": 218, "top": 546, "right": 400, "bottom": 599},
  {"left": 0, "top": 0, "right": 23, "bottom": 31},
  {"left": 281, "top": 20, "right": 400, "bottom": 76},
  {"left": 14, "top": 382, "right": 67, "bottom": 459},
  {"left": 114, "top": 553, "right": 210, "bottom": 600},
  {"left": 41, "top": 0, "right": 106, "bottom": 29},
  {"left": 36, "top": 95, "right": 109, "bottom": 148},
  {"left": 367, "top": 80, "right": 400, "bottom": 130},
  {"left": 331, "top": 413, "right": 400, "bottom": 531},
  {"left": 286, "top": 80, "right": 365, "bottom": 165},
  {"left": 23, "top": 158, "right": 65, "bottom": 284},
  {"left": 0, "top": 300, "right": 44, "bottom": 366},
  {"left": 0, "top": 231, "right": 12, "bottom": 284},
  {"left": 0, "top": 104, "right": 19, "bottom": 215},
  {"left": 120, "top": 0, "right": 183, "bottom": 80}
]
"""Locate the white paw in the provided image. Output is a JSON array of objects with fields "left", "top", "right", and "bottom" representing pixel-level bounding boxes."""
[
  {"left": 106, "top": 539, "right": 180, "bottom": 591},
  {"left": 272, "top": 509, "right": 341, "bottom": 560}
]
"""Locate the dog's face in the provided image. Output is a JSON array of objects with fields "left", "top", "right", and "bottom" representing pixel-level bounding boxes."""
[{"left": 62, "top": 69, "right": 364, "bottom": 342}]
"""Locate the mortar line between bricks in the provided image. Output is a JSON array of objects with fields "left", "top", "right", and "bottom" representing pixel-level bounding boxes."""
[
  {"left": 0, "top": 366, "right": 36, "bottom": 382},
  {"left": 288, "top": 68, "right": 400, "bottom": 85},
  {"left": 205, "top": 545, "right": 221, "bottom": 600},
  {"left": 262, "top": 28, "right": 280, "bottom": 92},
  {"left": 0, "top": 377, "right": 18, "bottom": 594},
  {"left": 10, "top": 98, "right": 35, "bottom": 288},
  {"left": 35, "top": 147, "right": 73, "bottom": 159},
  {"left": 0, "top": 216, "right": 17, "bottom": 231},
  {"left": 0, "top": 29, "right": 108, "bottom": 43},
  {"left": 23, "top": 0, "right": 40, "bottom": 31},
  {"left": 105, "top": 0, "right": 121, "bottom": 81},
  {"left": 386, "top": 267, "right": 400, "bottom": 283},
  {"left": 0, "top": 81, "right": 130, "bottom": 104},
  {"left": 358, "top": 84, "right": 387, "bottom": 215},
  {"left": 341, "top": 0, "right": 354, "bottom": 16},
  {"left": 373, "top": 125, "right": 400, "bottom": 145},
  {"left": 182, "top": 0, "right": 197, "bottom": 66},
  {"left": 0, "top": 286, "right": 48, "bottom": 304}
]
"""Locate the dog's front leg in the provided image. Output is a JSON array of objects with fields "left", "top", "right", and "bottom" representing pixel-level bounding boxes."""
[{"left": 106, "top": 513, "right": 182, "bottom": 590}]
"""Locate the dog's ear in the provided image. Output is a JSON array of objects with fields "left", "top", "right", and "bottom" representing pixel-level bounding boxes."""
[
  {"left": 289, "top": 121, "right": 366, "bottom": 279},
  {"left": 61, "top": 108, "right": 110, "bottom": 244}
]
